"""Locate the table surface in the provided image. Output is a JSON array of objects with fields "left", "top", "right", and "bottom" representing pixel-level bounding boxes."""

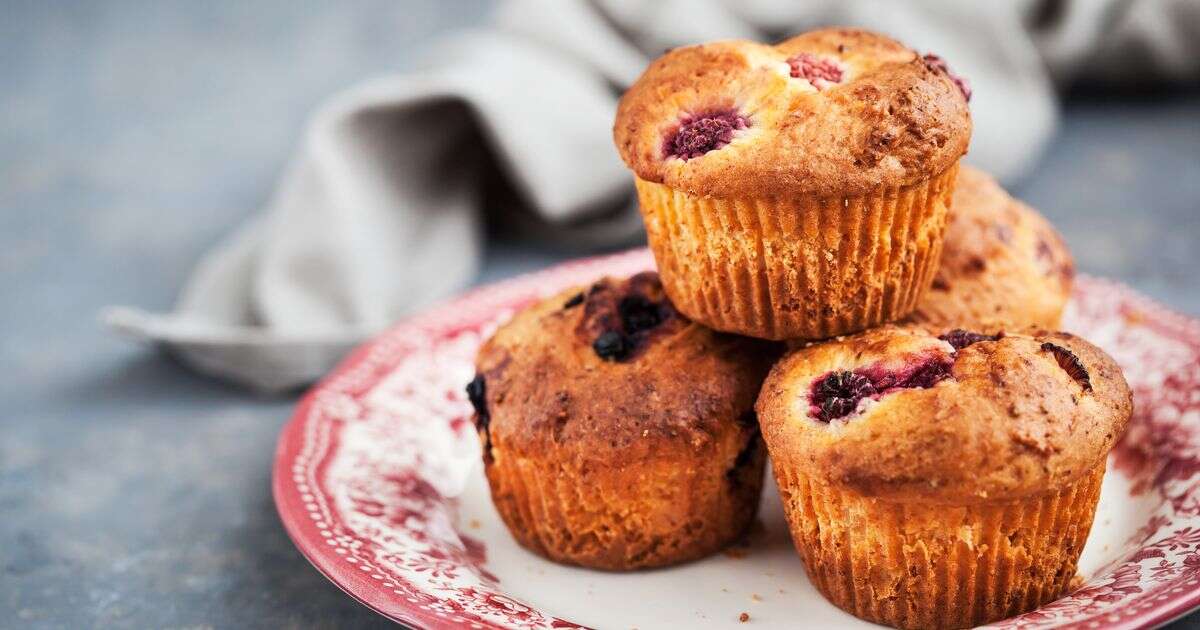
[{"left": 1, "top": 2, "right": 1198, "bottom": 629}]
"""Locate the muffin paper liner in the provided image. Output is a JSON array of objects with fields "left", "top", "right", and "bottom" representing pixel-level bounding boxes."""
[
  {"left": 772, "top": 461, "right": 1106, "bottom": 629},
  {"left": 484, "top": 445, "right": 765, "bottom": 571},
  {"left": 635, "top": 164, "right": 958, "bottom": 340}
]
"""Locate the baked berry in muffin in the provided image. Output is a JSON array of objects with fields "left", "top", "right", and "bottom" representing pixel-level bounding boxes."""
[
  {"left": 469, "top": 272, "right": 779, "bottom": 570},
  {"left": 757, "top": 325, "right": 1131, "bottom": 629},
  {"left": 911, "top": 165, "right": 1075, "bottom": 331},
  {"left": 614, "top": 28, "right": 972, "bottom": 340}
]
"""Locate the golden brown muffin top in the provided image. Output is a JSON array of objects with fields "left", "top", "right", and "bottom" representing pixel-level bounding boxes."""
[
  {"left": 471, "top": 272, "right": 779, "bottom": 465},
  {"left": 911, "top": 166, "right": 1075, "bottom": 331},
  {"left": 614, "top": 28, "right": 972, "bottom": 198},
  {"left": 757, "top": 325, "right": 1131, "bottom": 504}
]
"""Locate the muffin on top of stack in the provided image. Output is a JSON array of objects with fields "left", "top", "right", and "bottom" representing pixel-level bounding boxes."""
[
  {"left": 468, "top": 27, "right": 1130, "bottom": 630},
  {"left": 614, "top": 28, "right": 970, "bottom": 340}
]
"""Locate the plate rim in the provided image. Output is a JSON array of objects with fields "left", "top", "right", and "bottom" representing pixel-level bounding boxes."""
[
  {"left": 273, "top": 247, "right": 1200, "bottom": 630},
  {"left": 275, "top": 392, "right": 472, "bottom": 630}
]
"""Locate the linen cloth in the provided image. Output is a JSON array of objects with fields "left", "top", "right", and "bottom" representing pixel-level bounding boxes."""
[{"left": 105, "top": 0, "right": 1200, "bottom": 391}]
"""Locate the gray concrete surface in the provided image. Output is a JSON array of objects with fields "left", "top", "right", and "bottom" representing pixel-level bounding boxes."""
[{"left": 1, "top": 2, "right": 1197, "bottom": 628}]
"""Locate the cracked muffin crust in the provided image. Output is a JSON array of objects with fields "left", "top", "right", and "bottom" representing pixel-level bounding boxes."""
[
  {"left": 911, "top": 165, "right": 1075, "bottom": 331},
  {"left": 756, "top": 325, "right": 1131, "bottom": 629},
  {"left": 614, "top": 28, "right": 971, "bottom": 198},
  {"left": 613, "top": 28, "right": 973, "bottom": 340},
  {"left": 469, "top": 272, "right": 779, "bottom": 570}
]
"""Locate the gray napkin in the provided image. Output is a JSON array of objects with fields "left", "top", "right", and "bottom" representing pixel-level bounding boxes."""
[{"left": 105, "top": 0, "right": 1200, "bottom": 392}]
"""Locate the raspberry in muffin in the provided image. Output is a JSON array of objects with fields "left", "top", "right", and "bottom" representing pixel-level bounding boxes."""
[
  {"left": 911, "top": 165, "right": 1075, "bottom": 331},
  {"left": 614, "top": 28, "right": 972, "bottom": 340},
  {"left": 469, "top": 272, "right": 779, "bottom": 570},
  {"left": 756, "top": 325, "right": 1131, "bottom": 629}
]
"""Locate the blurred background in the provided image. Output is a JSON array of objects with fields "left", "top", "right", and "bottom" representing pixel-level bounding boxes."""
[{"left": 2, "top": 1, "right": 1198, "bottom": 627}]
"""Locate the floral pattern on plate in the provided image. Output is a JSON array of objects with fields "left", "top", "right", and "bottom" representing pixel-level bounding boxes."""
[{"left": 274, "top": 249, "right": 1200, "bottom": 630}]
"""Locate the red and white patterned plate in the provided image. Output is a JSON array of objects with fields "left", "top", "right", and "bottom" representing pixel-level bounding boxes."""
[{"left": 273, "top": 248, "right": 1200, "bottom": 629}]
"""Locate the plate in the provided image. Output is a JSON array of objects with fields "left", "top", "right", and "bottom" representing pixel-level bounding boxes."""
[{"left": 273, "top": 248, "right": 1200, "bottom": 629}]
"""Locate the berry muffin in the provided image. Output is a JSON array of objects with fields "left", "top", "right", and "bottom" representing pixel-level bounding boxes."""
[
  {"left": 910, "top": 166, "right": 1075, "bottom": 331},
  {"left": 468, "top": 272, "right": 779, "bottom": 570},
  {"left": 756, "top": 325, "right": 1131, "bottom": 629},
  {"left": 614, "top": 28, "right": 972, "bottom": 340}
]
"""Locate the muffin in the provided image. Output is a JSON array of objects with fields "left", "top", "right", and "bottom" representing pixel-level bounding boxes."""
[
  {"left": 756, "top": 325, "right": 1132, "bottom": 629},
  {"left": 614, "top": 28, "right": 973, "bottom": 340},
  {"left": 910, "top": 165, "right": 1075, "bottom": 331},
  {"left": 468, "top": 272, "right": 779, "bottom": 570}
]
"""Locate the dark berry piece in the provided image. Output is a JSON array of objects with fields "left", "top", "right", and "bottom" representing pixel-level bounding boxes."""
[
  {"left": 787, "top": 52, "right": 843, "bottom": 87},
  {"left": 899, "top": 359, "right": 954, "bottom": 389},
  {"left": 923, "top": 53, "right": 971, "bottom": 101},
  {"left": 1036, "top": 236, "right": 1054, "bottom": 262},
  {"left": 1035, "top": 235, "right": 1059, "bottom": 276},
  {"left": 665, "top": 110, "right": 748, "bottom": 160},
  {"left": 940, "top": 329, "right": 1002, "bottom": 351},
  {"left": 1041, "top": 342, "right": 1093, "bottom": 391},
  {"left": 820, "top": 396, "right": 857, "bottom": 421},
  {"left": 562, "top": 292, "right": 584, "bottom": 309},
  {"left": 869, "top": 356, "right": 954, "bottom": 390},
  {"left": 618, "top": 295, "right": 663, "bottom": 334},
  {"left": 1059, "top": 260, "right": 1077, "bottom": 283},
  {"left": 816, "top": 371, "right": 875, "bottom": 400},
  {"left": 465, "top": 374, "right": 489, "bottom": 429},
  {"left": 995, "top": 224, "right": 1014, "bottom": 244},
  {"left": 593, "top": 330, "right": 632, "bottom": 361},
  {"left": 466, "top": 374, "right": 493, "bottom": 462},
  {"left": 811, "top": 370, "right": 877, "bottom": 422}
]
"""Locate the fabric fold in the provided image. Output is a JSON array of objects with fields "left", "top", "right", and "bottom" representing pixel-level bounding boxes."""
[{"left": 106, "top": 0, "right": 1200, "bottom": 391}]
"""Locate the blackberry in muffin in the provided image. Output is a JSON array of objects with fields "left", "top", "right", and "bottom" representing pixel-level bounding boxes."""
[
  {"left": 911, "top": 166, "right": 1075, "bottom": 331},
  {"left": 469, "top": 272, "right": 779, "bottom": 570},
  {"left": 756, "top": 325, "right": 1131, "bottom": 629},
  {"left": 614, "top": 28, "right": 972, "bottom": 339}
]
